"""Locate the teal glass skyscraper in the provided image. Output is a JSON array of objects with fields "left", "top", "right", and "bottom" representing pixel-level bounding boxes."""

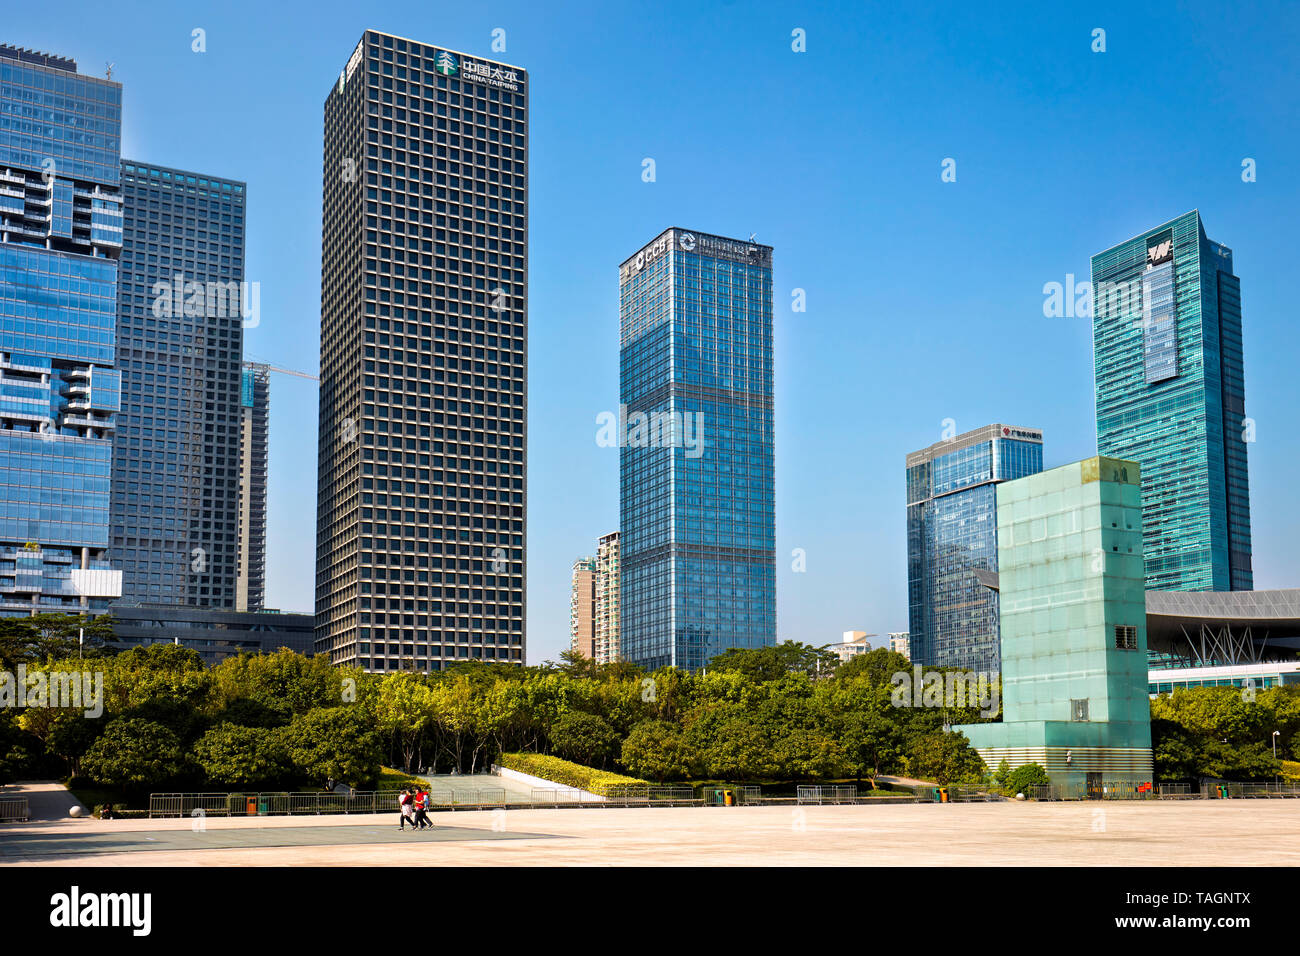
[
  {"left": 618, "top": 228, "right": 775, "bottom": 671},
  {"left": 1091, "top": 211, "right": 1252, "bottom": 592},
  {"left": 0, "top": 45, "right": 123, "bottom": 615}
]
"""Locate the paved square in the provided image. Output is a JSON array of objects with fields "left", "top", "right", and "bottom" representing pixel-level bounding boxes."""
[{"left": 2, "top": 801, "right": 1297, "bottom": 866}]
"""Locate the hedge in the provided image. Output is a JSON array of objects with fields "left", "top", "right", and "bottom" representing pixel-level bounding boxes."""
[{"left": 497, "top": 752, "right": 648, "bottom": 793}]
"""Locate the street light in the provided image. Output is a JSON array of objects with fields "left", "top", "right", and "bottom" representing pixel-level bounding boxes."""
[{"left": 1273, "top": 731, "right": 1282, "bottom": 787}]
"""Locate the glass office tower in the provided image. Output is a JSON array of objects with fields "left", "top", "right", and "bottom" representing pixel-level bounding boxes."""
[
  {"left": 906, "top": 424, "right": 1043, "bottom": 673},
  {"left": 618, "top": 228, "right": 775, "bottom": 672},
  {"left": 316, "top": 31, "right": 527, "bottom": 671},
  {"left": 237, "top": 362, "right": 269, "bottom": 611},
  {"left": 111, "top": 162, "right": 247, "bottom": 607},
  {"left": 1092, "top": 210, "right": 1252, "bottom": 592},
  {"left": 0, "top": 45, "right": 123, "bottom": 615}
]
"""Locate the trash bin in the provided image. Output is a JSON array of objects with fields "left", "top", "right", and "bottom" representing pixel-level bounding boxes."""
[
  {"left": 257, "top": 795, "right": 270, "bottom": 816},
  {"left": 245, "top": 796, "right": 257, "bottom": 816},
  {"left": 713, "top": 790, "right": 725, "bottom": 806},
  {"left": 932, "top": 788, "right": 942, "bottom": 803},
  {"left": 723, "top": 789, "right": 735, "bottom": 807},
  {"left": 939, "top": 787, "right": 950, "bottom": 804}
]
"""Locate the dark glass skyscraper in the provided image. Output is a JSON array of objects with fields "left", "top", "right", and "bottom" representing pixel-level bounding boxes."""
[
  {"left": 1092, "top": 211, "right": 1252, "bottom": 592},
  {"left": 237, "top": 362, "right": 269, "bottom": 611},
  {"left": 0, "top": 45, "right": 123, "bottom": 615},
  {"left": 316, "top": 31, "right": 527, "bottom": 671},
  {"left": 906, "top": 424, "right": 1043, "bottom": 673},
  {"left": 110, "top": 161, "right": 247, "bottom": 607},
  {"left": 618, "top": 228, "right": 775, "bottom": 672}
]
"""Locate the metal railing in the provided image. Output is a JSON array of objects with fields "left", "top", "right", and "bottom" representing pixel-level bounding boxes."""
[
  {"left": 1025, "top": 781, "right": 1191, "bottom": 801},
  {"left": 530, "top": 788, "right": 607, "bottom": 806},
  {"left": 596, "top": 785, "right": 700, "bottom": 806},
  {"left": 703, "top": 786, "right": 763, "bottom": 805},
  {"left": 946, "top": 786, "right": 1005, "bottom": 802},
  {"left": 0, "top": 796, "right": 29, "bottom": 822},
  {"left": 796, "top": 785, "right": 858, "bottom": 805},
  {"left": 1203, "top": 781, "right": 1300, "bottom": 799},
  {"left": 149, "top": 789, "right": 515, "bottom": 818}
]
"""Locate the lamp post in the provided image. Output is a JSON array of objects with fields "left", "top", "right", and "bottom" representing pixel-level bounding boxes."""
[{"left": 1273, "top": 731, "right": 1281, "bottom": 787}]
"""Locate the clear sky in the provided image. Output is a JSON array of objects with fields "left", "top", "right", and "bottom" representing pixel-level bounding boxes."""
[{"left": 9, "top": 0, "right": 1299, "bottom": 663}]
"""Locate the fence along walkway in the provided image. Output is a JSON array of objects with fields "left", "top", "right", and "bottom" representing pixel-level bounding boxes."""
[
  {"left": 147, "top": 784, "right": 914, "bottom": 817},
  {"left": 0, "top": 795, "right": 29, "bottom": 822},
  {"left": 1026, "top": 782, "right": 1192, "bottom": 801},
  {"left": 148, "top": 780, "right": 1292, "bottom": 817},
  {"left": 149, "top": 789, "right": 511, "bottom": 818}
]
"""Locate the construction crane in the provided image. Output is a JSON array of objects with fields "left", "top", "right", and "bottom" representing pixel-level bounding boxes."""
[
  {"left": 244, "top": 356, "right": 319, "bottom": 383},
  {"left": 264, "top": 365, "right": 319, "bottom": 383}
]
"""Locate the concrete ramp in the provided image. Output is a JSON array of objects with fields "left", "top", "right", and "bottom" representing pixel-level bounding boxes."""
[
  {"left": 413, "top": 772, "right": 537, "bottom": 804},
  {"left": 6, "top": 781, "right": 87, "bottom": 822}
]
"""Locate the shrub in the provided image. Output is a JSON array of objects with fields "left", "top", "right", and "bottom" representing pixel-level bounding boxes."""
[
  {"left": 498, "top": 752, "right": 647, "bottom": 793},
  {"left": 1003, "top": 762, "right": 1051, "bottom": 796}
]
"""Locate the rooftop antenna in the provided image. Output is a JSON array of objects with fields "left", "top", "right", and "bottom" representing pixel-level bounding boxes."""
[
  {"left": 749, "top": 233, "right": 757, "bottom": 243},
  {"left": 105, "top": 62, "right": 114, "bottom": 80}
]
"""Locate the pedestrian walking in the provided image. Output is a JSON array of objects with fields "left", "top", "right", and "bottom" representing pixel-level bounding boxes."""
[
  {"left": 414, "top": 788, "right": 432, "bottom": 829},
  {"left": 398, "top": 788, "right": 416, "bottom": 830}
]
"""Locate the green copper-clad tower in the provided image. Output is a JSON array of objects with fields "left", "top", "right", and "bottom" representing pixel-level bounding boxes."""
[{"left": 959, "top": 457, "right": 1153, "bottom": 789}]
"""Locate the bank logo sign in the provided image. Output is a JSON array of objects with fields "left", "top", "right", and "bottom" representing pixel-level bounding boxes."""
[
  {"left": 435, "top": 51, "right": 459, "bottom": 76},
  {"left": 621, "top": 230, "right": 771, "bottom": 282},
  {"left": 1001, "top": 426, "right": 1043, "bottom": 441},
  {"left": 1147, "top": 238, "right": 1173, "bottom": 266}
]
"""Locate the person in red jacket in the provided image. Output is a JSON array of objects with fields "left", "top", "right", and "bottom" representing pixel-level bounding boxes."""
[{"left": 413, "top": 788, "right": 432, "bottom": 830}]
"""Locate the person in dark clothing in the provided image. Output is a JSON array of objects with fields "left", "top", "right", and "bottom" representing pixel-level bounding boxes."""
[{"left": 413, "top": 788, "right": 433, "bottom": 829}]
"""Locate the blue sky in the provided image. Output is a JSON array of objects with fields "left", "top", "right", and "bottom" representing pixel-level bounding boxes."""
[{"left": 9, "top": 0, "right": 1300, "bottom": 662}]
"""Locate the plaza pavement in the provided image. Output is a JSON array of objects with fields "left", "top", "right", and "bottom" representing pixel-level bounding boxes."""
[{"left": 1, "top": 799, "right": 1298, "bottom": 866}]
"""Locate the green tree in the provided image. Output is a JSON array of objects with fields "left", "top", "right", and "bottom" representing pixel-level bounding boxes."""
[
  {"left": 823, "top": 679, "right": 906, "bottom": 783},
  {"left": 992, "top": 758, "right": 1012, "bottom": 791},
  {"left": 1150, "top": 686, "right": 1297, "bottom": 781},
  {"left": 545, "top": 648, "right": 599, "bottom": 679},
  {"left": 194, "top": 724, "right": 290, "bottom": 787},
  {"left": 0, "top": 613, "right": 114, "bottom": 669},
  {"left": 905, "top": 731, "right": 985, "bottom": 784},
  {"left": 836, "top": 647, "right": 912, "bottom": 687},
  {"left": 99, "top": 643, "right": 214, "bottom": 715},
  {"left": 0, "top": 711, "right": 40, "bottom": 786},
  {"left": 374, "top": 672, "right": 436, "bottom": 772},
  {"left": 281, "top": 706, "right": 382, "bottom": 788},
  {"left": 81, "top": 718, "right": 186, "bottom": 787},
  {"left": 550, "top": 711, "right": 618, "bottom": 768},
  {"left": 46, "top": 713, "right": 103, "bottom": 778},
  {"left": 213, "top": 649, "right": 347, "bottom": 716},
  {"left": 708, "top": 642, "right": 838, "bottom": 682},
  {"left": 621, "top": 720, "right": 691, "bottom": 782}
]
